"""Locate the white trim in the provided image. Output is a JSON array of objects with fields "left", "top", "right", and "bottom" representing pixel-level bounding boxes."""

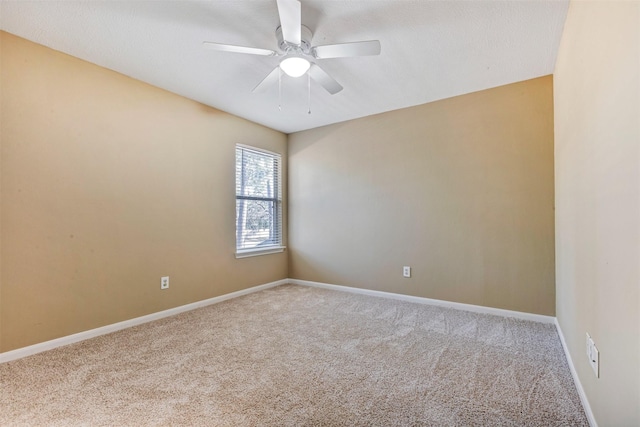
[
  {"left": 1, "top": 276, "right": 594, "bottom": 425},
  {"left": 289, "top": 279, "right": 556, "bottom": 324},
  {"left": 0, "top": 279, "right": 288, "bottom": 364},
  {"left": 555, "top": 318, "right": 598, "bottom": 427},
  {"left": 235, "top": 246, "right": 285, "bottom": 258}
]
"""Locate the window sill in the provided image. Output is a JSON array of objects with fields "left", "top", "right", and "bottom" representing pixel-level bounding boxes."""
[{"left": 235, "top": 246, "right": 286, "bottom": 259}]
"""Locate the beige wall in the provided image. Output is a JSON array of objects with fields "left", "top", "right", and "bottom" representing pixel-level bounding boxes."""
[
  {"left": 554, "top": 1, "right": 640, "bottom": 425},
  {"left": 289, "top": 76, "right": 556, "bottom": 315},
  {"left": 0, "top": 32, "right": 287, "bottom": 352}
]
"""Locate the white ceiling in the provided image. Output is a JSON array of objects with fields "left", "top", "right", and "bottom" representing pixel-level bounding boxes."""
[{"left": 0, "top": 0, "right": 568, "bottom": 134}]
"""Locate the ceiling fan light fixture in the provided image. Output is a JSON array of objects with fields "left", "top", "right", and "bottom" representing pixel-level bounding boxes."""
[{"left": 279, "top": 56, "right": 310, "bottom": 77}]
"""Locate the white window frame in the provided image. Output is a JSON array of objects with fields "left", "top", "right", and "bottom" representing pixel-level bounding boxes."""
[{"left": 235, "top": 144, "right": 284, "bottom": 258}]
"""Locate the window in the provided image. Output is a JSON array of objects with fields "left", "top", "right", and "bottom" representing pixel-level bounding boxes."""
[{"left": 235, "top": 145, "right": 283, "bottom": 257}]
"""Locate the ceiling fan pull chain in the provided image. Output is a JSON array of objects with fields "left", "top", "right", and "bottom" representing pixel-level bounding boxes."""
[
  {"left": 278, "top": 68, "right": 283, "bottom": 111},
  {"left": 307, "top": 72, "right": 311, "bottom": 115}
]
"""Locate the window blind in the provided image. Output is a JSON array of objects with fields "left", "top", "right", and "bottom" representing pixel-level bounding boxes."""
[{"left": 235, "top": 145, "right": 282, "bottom": 253}]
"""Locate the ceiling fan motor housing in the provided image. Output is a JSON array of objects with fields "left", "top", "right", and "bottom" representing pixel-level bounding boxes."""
[{"left": 276, "top": 25, "right": 313, "bottom": 54}]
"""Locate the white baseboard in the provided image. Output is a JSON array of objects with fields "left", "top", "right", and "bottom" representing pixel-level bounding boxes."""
[
  {"left": 0, "top": 279, "right": 288, "bottom": 364},
  {"left": 1, "top": 276, "right": 595, "bottom": 426},
  {"left": 554, "top": 318, "right": 598, "bottom": 427},
  {"left": 289, "top": 278, "right": 556, "bottom": 324}
]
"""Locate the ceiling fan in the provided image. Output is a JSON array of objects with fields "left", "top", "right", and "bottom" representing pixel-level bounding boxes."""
[{"left": 203, "top": 0, "right": 381, "bottom": 95}]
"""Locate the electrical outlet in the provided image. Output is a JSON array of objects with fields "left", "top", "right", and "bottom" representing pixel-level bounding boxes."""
[
  {"left": 586, "top": 333, "right": 599, "bottom": 377},
  {"left": 403, "top": 266, "right": 411, "bottom": 278},
  {"left": 160, "top": 276, "right": 169, "bottom": 290},
  {"left": 590, "top": 342, "right": 599, "bottom": 377}
]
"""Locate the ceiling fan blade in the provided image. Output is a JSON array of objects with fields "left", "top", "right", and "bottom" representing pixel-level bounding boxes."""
[
  {"left": 203, "top": 41, "right": 276, "bottom": 56},
  {"left": 252, "top": 67, "right": 281, "bottom": 93},
  {"left": 308, "top": 64, "right": 343, "bottom": 95},
  {"left": 313, "top": 40, "right": 381, "bottom": 59},
  {"left": 276, "top": 0, "right": 301, "bottom": 45}
]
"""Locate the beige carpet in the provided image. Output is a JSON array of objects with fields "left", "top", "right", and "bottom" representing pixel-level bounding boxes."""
[{"left": 1, "top": 284, "right": 588, "bottom": 426}]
